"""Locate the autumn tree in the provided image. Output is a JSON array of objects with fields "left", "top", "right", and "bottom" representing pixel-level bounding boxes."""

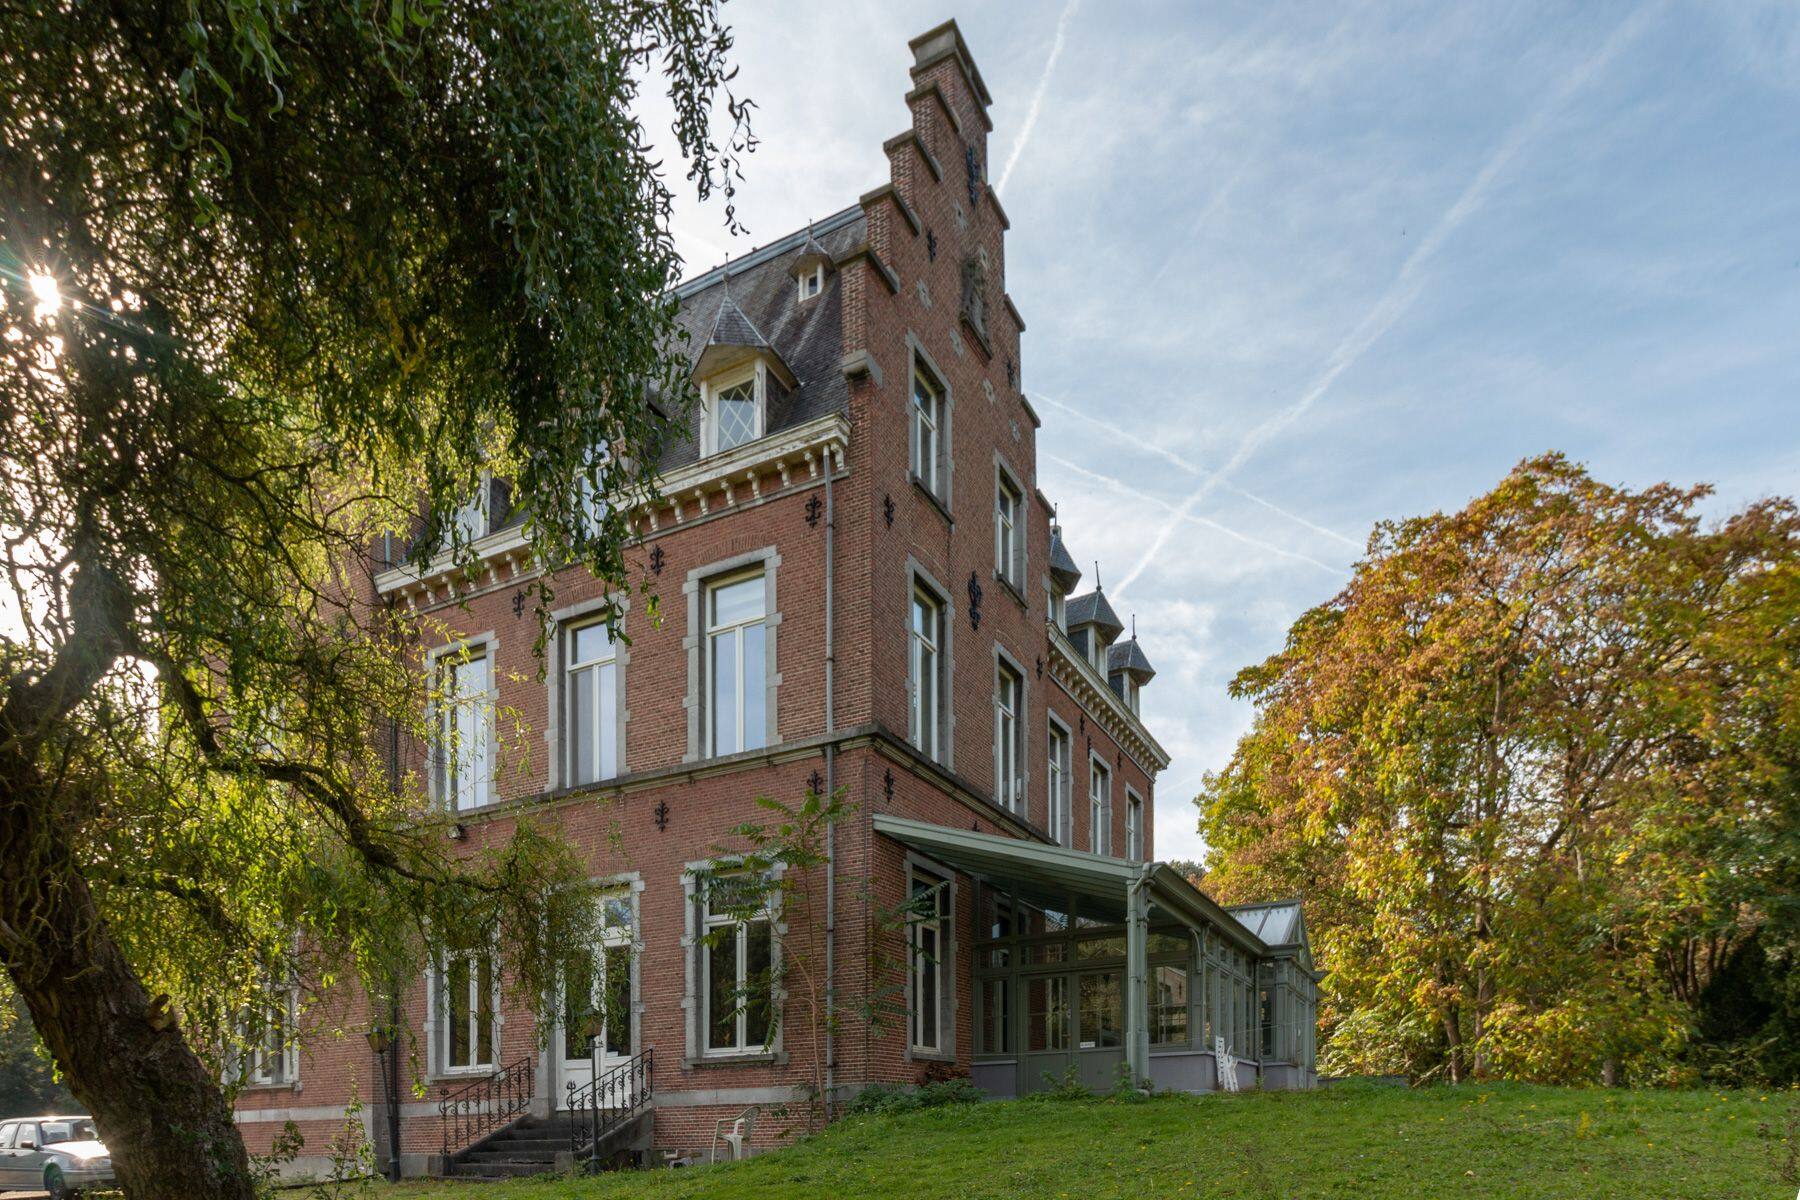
[
  {"left": 0, "top": 0, "right": 751, "bottom": 1195},
  {"left": 1198, "top": 454, "right": 1800, "bottom": 1086}
]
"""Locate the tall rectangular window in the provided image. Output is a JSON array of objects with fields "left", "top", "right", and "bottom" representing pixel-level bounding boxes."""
[
  {"left": 994, "top": 661, "right": 1022, "bottom": 812},
  {"left": 909, "top": 585, "right": 944, "bottom": 761},
  {"left": 437, "top": 649, "right": 490, "bottom": 811},
  {"left": 565, "top": 620, "right": 617, "bottom": 786},
  {"left": 701, "top": 876, "right": 774, "bottom": 1054},
  {"left": 1126, "top": 792, "right": 1143, "bottom": 862},
  {"left": 707, "top": 573, "right": 767, "bottom": 756},
  {"left": 437, "top": 949, "right": 496, "bottom": 1072},
  {"left": 1047, "top": 722, "right": 1072, "bottom": 845},
  {"left": 911, "top": 365, "right": 944, "bottom": 496},
  {"left": 994, "top": 473, "right": 1021, "bottom": 587},
  {"left": 910, "top": 869, "right": 948, "bottom": 1054},
  {"left": 246, "top": 985, "right": 298, "bottom": 1086},
  {"left": 1089, "top": 758, "right": 1111, "bottom": 856}
]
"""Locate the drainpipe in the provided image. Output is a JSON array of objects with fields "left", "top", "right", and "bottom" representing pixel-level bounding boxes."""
[{"left": 823, "top": 444, "right": 837, "bottom": 1122}]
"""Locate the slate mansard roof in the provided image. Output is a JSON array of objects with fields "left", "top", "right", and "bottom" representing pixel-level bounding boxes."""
[{"left": 657, "top": 205, "right": 866, "bottom": 473}]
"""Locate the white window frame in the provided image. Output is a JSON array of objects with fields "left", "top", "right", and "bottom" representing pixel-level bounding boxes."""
[
  {"left": 1048, "top": 584, "right": 1067, "bottom": 632},
  {"left": 1126, "top": 788, "right": 1144, "bottom": 862},
  {"left": 699, "top": 874, "right": 777, "bottom": 1056},
  {"left": 1089, "top": 755, "right": 1112, "bottom": 856},
  {"left": 909, "top": 582, "right": 946, "bottom": 762},
  {"left": 705, "top": 568, "right": 769, "bottom": 757},
  {"left": 797, "top": 264, "right": 825, "bottom": 301},
  {"left": 908, "top": 864, "right": 951, "bottom": 1056},
  {"left": 911, "top": 361, "right": 946, "bottom": 498},
  {"left": 994, "top": 657, "right": 1023, "bottom": 813},
  {"left": 563, "top": 617, "right": 620, "bottom": 787},
  {"left": 702, "top": 363, "right": 765, "bottom": 458},
  {"left": 994, "top": 466, "right": 1023, "bottom": 591},
  {"left": 432, "top": 641, "right": 493, "bottom": 813},
  {"left": 245, "top": 983, "right": 299, "bottom": 1087},
  {"left": 1047, "top": 716, "right": 1073, "bottom": 846},
  {"left": 432, "top": 946, "right": 500, "bottom": 1076}
]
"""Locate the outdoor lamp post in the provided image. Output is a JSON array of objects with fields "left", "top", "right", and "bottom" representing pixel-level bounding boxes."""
[{"left": 365, "top": 1024, "right": 401, "bottom": 1181}]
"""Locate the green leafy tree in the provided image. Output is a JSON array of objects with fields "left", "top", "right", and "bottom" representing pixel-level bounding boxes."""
[
  {"left": 1198, "top": 454, "right": 1800, "bottom": 1086},
  {"left": 0, "top": 0, "right": 751, "bottom": 1194}
]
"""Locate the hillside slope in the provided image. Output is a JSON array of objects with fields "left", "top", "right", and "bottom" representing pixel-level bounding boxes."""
[{"left": 391, "top": 1082, "right": 1796, "bottom": 1199}]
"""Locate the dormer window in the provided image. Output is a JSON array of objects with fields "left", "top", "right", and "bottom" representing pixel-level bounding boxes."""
[
  {"left": 797, "top": 264, "right": 825, "bottom": 301},
  {"left": 704, "top": 366, "right": 764, "bottom": 457}
]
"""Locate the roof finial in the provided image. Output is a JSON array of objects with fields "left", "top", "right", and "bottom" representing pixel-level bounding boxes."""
[
  {"left": 1094, "top": 561, "right": 1103, "bottom": 591},
  {"left": 1131, "top": 613, "right": 1137, "bottom": 640}
]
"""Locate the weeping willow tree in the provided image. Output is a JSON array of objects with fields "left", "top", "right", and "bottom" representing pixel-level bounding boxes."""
[{"left": 0, "top": 0, "right": 751, "bottom": 1194}]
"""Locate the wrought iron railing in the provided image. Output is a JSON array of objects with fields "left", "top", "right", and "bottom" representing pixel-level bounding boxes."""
[
  {"left": 439, "top": 1055, "right": 535, "bottom": 1158},
  {"left": 566, "top": 1047, "right": 654, "bottom": 1170}
]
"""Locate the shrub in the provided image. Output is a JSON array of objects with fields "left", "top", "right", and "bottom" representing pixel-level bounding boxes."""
[{"left": 846, "top": 1077, "right": 984, "bottom": 1116}]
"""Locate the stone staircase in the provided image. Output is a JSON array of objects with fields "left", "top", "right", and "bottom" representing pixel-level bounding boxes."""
[{"left": 445, "top": 1107, "right": 656, "bottom": 1179}]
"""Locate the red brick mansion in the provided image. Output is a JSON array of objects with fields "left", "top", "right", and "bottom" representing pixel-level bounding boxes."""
[{"left": 231, "top": 20, "right": 1317, "bottom": 1180}]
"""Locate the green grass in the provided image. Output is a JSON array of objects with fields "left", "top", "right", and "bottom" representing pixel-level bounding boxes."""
[{"left": 383, "top": 1082, "right": 1799, "bottom": 1200}]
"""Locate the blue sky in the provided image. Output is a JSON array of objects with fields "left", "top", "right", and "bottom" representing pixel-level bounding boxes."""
[{"left": 650, "top": 1, "right": 1800, "bottom": 862}]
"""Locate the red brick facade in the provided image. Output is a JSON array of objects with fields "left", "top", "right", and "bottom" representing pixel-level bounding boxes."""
[{"left": 233, "top": 20, "right": 1174, "bottom": 1176}]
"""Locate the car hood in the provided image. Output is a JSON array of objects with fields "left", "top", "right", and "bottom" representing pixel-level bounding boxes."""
[{"left": 47, "top": 1139, "right": 108, "bottom": 1160}]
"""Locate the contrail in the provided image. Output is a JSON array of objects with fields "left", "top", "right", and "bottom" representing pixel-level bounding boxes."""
[
  {"left": 1111, "top": 3, "right": 1660, "bottom": 600},
  {"left": 997, "top": 0, "right": 1083, "bottom": 194},
  {"left": 1045, "top": 454, "right": 1345, "bottom": 577},
  {"left": 1035, "top": 392, "right": 1362, "bottom": 550}
]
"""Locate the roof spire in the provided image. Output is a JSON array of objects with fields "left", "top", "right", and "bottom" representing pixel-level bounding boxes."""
[
  {"left": 1094, "top": 561, "right": 1103, "bottom": 591},
  {"left": 1131, "top": 613, "right": 1137, "bottom": 640}
]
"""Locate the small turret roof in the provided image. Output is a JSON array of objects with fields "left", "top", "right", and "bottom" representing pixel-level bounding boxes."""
[
  {"left": 1067, "top": 588, "right": 1124, "bottom": 638},
  {"left": 1106, "top": 637, "right": 1156, "bottom": 683}
]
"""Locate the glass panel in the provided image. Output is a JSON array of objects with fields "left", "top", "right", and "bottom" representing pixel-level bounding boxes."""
[
  {"left": 715, "top": 380, "right": 758, "bottom": 451},
  {"left": 563, "top": 950, "right": 596, "bottom": 1062},
  {"left": 1147, "top": 933, "right": 1188, "bottom": 957},
  {"left": 569, "top": 663, "right": 595, "bottom": 784},
  {"left": 1079, "top": 972, "right": 1122, "bottom": 1050},
  {"left": 477, "top": 954, "right": 495, "bottom": 1065},
  {"left": 710, "top": 630, "right": 738, "bottom": 754},
  {"left": 710, "top": 575, "right": 764, "bottom": 627},
  {"left": 915, "top": 922, "right": 939, "bottom": 1048},
  {"left": 706, "top": 931, "right": 738, "bottom": 1050},
  {"left": 603, "top": 944, "right": 631, "bottom": 1057},
  {"left": 1077, "top": 936, "right": 1127, "bottom": 960},
  {"left": 741, "top": 622, "right": 766, "bottom": 751},
  {"left": 446, "top": 956, "right": 471, "bottom": 1067},
  {"left": 1150, "top": 965, "right": 1189, "bottom": 1046},
  {"left": 744, "top": 921, "right": 772, "bottom": 1046},
  {"left": 596, "top": 660, "right": 616, "bottom": 778},
  {"left": 570, "top": 622, "right": 612, "bottom": 665},
  {"left": 980, "top": 977, "right": 1011, "bottom": 1054},
  {"left": 1020, "top": 940, "right": 1069, "bottom": 965},
  {"left": 1027, "top": 976, "right": 1069, "bottom": 1052}
]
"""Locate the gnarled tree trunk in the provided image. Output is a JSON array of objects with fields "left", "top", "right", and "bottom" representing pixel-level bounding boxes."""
[{"left": 0, "top": 760, "right": 253, "bottom": 1200}]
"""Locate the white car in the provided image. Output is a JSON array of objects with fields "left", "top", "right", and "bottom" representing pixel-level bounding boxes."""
[{"left": 0, "top": 1115, "right": 113, "bottom": 1197}]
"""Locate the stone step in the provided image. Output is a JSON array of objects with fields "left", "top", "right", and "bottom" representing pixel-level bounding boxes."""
[{"left": 475, "top": 1136, "right": 567, "bottom": 1153}]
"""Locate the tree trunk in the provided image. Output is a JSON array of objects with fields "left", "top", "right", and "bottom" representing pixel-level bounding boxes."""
[
  {"left": 1, "top": 759, "right": 254, "bottom": 1200},
  {"left": 1441, "top": 1006, "right": 1465, "bottom": 1085}
]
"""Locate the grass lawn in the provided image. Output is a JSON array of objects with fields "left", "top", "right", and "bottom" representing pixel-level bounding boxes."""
[{"left": 376, "top": 1081, "right": 1800, "bottom": 1200}]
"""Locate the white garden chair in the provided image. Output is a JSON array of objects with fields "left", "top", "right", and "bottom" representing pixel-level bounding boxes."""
[{"left": 710, "top": 1104, "right": 760, "bottom": 1163}]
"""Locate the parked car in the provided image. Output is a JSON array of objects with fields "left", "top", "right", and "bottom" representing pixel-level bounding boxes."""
[{"left": 0, "top": 1115, "right": 113, "bottom": 1197}]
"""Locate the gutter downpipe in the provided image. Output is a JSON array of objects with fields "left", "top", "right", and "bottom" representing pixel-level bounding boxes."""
[{"left": 823, "top": 444, "right": 838, "bottom": 1122}]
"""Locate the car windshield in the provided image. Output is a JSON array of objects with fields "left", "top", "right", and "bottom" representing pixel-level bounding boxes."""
[{"left": 39, "top": 1119, "right": 97, "bottom": 1145}]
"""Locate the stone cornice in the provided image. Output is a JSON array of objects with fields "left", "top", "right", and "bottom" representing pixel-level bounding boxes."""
[
  {"left": 376, "top": 415, "right": 850, "bottom": 604},
  {"left": 1046, "top": 623, "right": 1171, "bottom": 775}
]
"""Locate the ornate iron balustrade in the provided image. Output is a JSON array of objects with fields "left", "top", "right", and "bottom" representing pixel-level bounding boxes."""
[
  {"left": 566, "top": 1047, "right": 654, "bottom": 1170},
  {"left": 439, "top": 1055, "right": 535, "bottom": 1159}
]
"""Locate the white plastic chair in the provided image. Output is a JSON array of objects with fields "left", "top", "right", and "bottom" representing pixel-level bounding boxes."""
[{"left": 710, "top": 1105, "right": 759, "bottom": 1163}]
